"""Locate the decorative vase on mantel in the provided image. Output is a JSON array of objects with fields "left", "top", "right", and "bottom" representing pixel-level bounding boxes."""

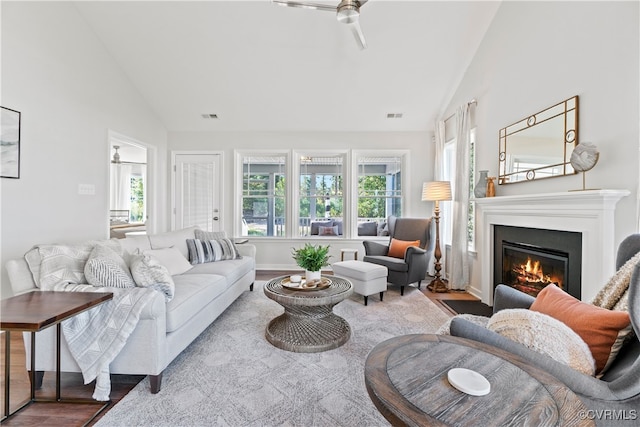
[
  {"left": 305, "top": 270, "right": 322, "bottom": 282},
  {"left": 474, "top": 170, "right": 489, "bottom": 198}
]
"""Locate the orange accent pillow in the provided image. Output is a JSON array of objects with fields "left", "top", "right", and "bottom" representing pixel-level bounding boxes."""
[
  {"left": 388, "top": 238, "right": 420, "bottom": 259},
  {"left": 530, "top": 284, "right": 631, "bottom": 375}
]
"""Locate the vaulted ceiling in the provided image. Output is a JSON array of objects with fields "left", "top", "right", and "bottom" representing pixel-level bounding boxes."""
[{"left": 74, "top": 1, "right": 501, "bottom": 132}]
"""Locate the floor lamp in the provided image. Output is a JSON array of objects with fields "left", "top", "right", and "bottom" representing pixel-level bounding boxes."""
[{"left": 422, "top": 181, "right": 452, "bottom": 293}]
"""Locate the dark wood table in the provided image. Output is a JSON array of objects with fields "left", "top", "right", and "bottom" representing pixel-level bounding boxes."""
[
  {"left": 264, "top": 275, "right": 353, "bottom": 353},
  {"left": 1, "top": 290, "right": 113, "bottom": 424},
  {"left": 364, "top": 334, "right": 594, "bottom": 427}
]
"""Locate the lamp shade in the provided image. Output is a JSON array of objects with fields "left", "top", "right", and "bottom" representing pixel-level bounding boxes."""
[{"left": 422, "top": 181, "right": 452, "bottom": 202}]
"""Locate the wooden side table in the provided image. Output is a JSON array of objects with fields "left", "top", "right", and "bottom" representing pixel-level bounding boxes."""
[
  {"left": 340, "top": 248, "right": 358, "bottom": 261},
  {"left": 1, "top": 291, "right": 113, "bottom": 424},
  {"left": 365, "top": 334, "right": 594, "bottom": 427}
]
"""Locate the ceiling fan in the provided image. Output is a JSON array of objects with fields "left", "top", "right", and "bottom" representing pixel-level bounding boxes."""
[{"left": 272, "top": 0, "right": 369, "bottom": 49}]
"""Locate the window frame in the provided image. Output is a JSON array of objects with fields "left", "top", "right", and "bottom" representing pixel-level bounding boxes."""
[
  {"left": 234, "top": 150, "right": 291, "bottom": 238},
  {"left": 442, "top": 128, "right": 476, "bottom": 251},
  {"left": 293, "top": 149, "right": 349, "bottom": 238},
  {"left": 352, "top": 150, "right": 409, "bottom": 238},
  {"left": 234, "top": 149, "right": 409, "bottom": 239}
]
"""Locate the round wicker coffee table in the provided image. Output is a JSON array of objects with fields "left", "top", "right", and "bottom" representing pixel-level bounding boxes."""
[{"left": 263, "top": 275, "right": 353, "bottom": 353}]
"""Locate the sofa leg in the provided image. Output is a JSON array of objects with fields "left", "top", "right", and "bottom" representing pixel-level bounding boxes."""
[
  {"left": 400, "top": 286, "right": 405, "bottom": 296},
  {"left": 250, "top": 283, "right": 254, "bottom": 292},
  {"left": 380, "top": 291, "right": 384, "bottom": 302},
  {"left": 150, "top": 373, "right": 163, "bottom": 394},
  {"left": 364, "top": 295, "right": 368, "bottom": 306},
  {"left": 417, "top": 280, "right": 422, "bottom": 290},
  {"left": 28, "top": 370, "right": 44, "bottom": 389}
]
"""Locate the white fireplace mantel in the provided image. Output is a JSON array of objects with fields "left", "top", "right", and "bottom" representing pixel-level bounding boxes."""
[{"left": 474, "top": 189, "right": 630, "bottom": 304}]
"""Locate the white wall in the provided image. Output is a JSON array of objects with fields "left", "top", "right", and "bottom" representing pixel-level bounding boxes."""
[
  {"left": 0, "top": 2, "right": 168, "bottom": 298},
  {"left": 167, "top": 131, "right": 433, "bottom": 269},
  {"left": 444, "top": 1, "right": 639, "bottom": 293}
]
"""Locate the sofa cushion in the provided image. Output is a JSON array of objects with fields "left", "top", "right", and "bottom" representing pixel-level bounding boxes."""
[
  {"left": 148, "top": 226, "right": 198, "bottom": 259},
  {"left": 388, "top": 238, "right": 420, "bottom": 259},
  {"left": 130, "top": 252, "right": 176, "bottom": 302},
  {"left": 166, "top": 274, "right": 228, "bottom": 332},
  {"left": 357, "top": 221, "right": 378, "bottom": 236},
  {"left": 310, "top": 220, "right": 333, "bottom": 235},
  {"left": 362, "top": 255, "right": 409, "bottom": 272},
  {"left": 530, "top": 284, "right": 632, "bottom": 375},
  {"left": 143, "top": 248, "right": 193, "bottom": 275},
  {"left": 185, "top": 257, "right": 255, "bottom": 285},
  {"left": 194, "top": 229, "right": 227, "bottom": 241},
  {"left": 119, "top": 235, "right": 152, "bottom": 256},
  {"left": 84, "top": 244, "right": 135, "bottom": 288},
  {"left": 318, "top": 225, "right": 339, "bottom": 236},
  {"left": 487, "top": 308, "right": 596, "bottom": 376},
  {"left": 186, "top": 238, "right": 241, "bottom": 264}
]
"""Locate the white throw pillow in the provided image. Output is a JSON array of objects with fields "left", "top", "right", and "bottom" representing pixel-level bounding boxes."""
[
  {"left": 487, "top": 309, "right": 596, "bottom": 376},
  {"left": 143, "top": 247, "right": 193, "bottom": 275},
  {"left": 84, "top": 244, "right": 135, "bottom": 288},
  {"left": 130, "top": 252, "right": 175, "bottom": 302}
]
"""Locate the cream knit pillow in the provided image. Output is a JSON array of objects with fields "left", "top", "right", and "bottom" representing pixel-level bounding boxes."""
[{"left": 487, "top": 308, "right": 596, "bottom": 376}]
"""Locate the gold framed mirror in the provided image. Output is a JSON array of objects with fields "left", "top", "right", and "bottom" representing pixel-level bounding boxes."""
[{"left": 498, "top": 96, "right": 578, "bottom": 184}]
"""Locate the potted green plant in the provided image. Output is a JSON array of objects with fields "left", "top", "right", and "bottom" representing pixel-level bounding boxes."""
[{"left": 291, "top": 243, "right": 331, "bottom": 282}]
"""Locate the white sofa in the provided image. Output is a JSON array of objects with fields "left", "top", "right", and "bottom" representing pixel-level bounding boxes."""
[{"left": 5, "top": 226, "right": 256, "bottom": 394}]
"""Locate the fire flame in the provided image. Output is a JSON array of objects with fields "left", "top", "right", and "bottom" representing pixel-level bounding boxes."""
[{"left": 524, "top": 258, "right": 542, "bottom": 278}]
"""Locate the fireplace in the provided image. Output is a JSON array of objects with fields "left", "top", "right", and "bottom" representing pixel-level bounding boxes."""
[
  {"left": 475, "top": 190, "right": 629, "bottom": 304},
  {"left": 494, "top": 225, "right": 582, "bottom": 299}
]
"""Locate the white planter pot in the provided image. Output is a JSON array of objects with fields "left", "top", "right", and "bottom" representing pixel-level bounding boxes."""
[{"left": 305, "top": 270, "right": 321, "bottom": 282}]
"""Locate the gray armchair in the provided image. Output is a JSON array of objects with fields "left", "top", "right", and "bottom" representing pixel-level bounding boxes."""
[
  {"left": 450, "top": 234, "right": 640, "bottom": 426},
  {"left": 362, "top": 216, "right": 433, "bottom": 296}
]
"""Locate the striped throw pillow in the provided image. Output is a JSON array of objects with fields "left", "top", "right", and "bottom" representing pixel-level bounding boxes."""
[{"left": 186, "top": 238, "right": 241, "bottom": 265}]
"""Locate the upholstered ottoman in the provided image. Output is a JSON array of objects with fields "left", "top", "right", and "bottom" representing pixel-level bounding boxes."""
[{"left": 331, "top": 260, "right": 388, "bottom": 306}]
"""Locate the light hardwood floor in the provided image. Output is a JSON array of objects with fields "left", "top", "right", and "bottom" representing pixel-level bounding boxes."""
[{"left": 0, "top": 270, "right": 477, "bottom": 426}]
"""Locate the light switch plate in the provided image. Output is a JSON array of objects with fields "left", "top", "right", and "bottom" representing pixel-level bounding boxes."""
[{"left": 78, "top": 184, "right": 95, "bottom": 195}]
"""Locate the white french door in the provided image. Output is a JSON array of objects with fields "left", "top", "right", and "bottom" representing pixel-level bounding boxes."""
[{"left": 173, "top": 152, "right": 223, "bottom": 232}]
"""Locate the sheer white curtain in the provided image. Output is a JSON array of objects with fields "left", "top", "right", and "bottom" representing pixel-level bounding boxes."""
[
  {"left": 449, "top": 104, "right": 472, "bottom": 290},
  {"left": 428, "top": 121, "right": 447, "bottom": 276},
  {"left": 110, "top": 163, "right": 133, "bottom": 212}
]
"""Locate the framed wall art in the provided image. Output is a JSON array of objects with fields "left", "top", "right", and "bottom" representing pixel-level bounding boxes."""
[{"left": 1, "top": 106, "right": 21, "bottom": 179}]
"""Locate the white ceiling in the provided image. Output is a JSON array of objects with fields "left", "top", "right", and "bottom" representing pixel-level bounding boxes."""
[{"left": 74, "top": 0, "right": 501, "bottom": 132}]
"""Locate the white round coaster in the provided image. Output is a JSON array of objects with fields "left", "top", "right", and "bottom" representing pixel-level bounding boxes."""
[{"left": 447, "top": 368, "right": 491, "bottom": 396}]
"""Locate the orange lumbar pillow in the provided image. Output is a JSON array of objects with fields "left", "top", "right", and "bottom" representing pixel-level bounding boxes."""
[
  {"left": 530, "top": 284, "right": 632, "bottom": 375},
  {"left": 388, "top": 238, "right": 420, "bottom": 259}
]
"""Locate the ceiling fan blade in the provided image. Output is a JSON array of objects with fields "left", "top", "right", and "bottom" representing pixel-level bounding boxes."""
[
  {"left": 349, "top": 20, "right": 367, "bottom": 49},
  {"left": 271, "top": 0, "right": 337, "bottom": 12}
]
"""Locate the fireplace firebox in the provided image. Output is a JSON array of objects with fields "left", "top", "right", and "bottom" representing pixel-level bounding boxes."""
[
  {"left": 502, "top": 242, "right": 568, "bottom": 297},
  {"left": 494, "top": 226, "right": 581, "bottom": 299}
]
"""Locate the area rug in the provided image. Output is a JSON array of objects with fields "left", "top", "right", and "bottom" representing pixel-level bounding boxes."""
[
  {"left": 95, "top": 282, "right": 450, "bottom": 427},
  {"left": 442, "top": 299, "right": 493, "bottom": 317}
]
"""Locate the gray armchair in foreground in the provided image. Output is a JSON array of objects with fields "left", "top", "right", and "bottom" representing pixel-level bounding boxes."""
[
  {"left": 362, "top": 216, "right": 433, "bottom": 295},
  {"left": 450, "top": 234, "right": 640, "bottom": 426}
]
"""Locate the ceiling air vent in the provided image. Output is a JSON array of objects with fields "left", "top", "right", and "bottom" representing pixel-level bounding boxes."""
[
  {"left": 201, "top": 113, "right": 219, "bottom": 119},
  {"left": 386, "top": 113, "right": 403, "bottom": 119}
]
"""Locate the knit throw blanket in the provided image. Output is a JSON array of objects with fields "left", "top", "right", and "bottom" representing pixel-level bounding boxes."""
[
  {"left": 590, "top": 250, "right": 640, "bottom": 311},
  {"left": 26, "top": 242, "right": 157, "bottom": 401}
]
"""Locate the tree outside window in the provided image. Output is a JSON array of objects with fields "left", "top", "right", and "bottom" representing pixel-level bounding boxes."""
[{"left": 241, "top": 155, "right": 286, "bottom": 237}]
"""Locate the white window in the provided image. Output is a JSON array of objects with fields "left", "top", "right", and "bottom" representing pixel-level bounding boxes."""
[
  {"left": 240, "top": 154, "right": 287, "bottom": 237},
  {"left": 356, "top": 154, "right": 403, "bottom": 235},
  {"left": 235, "top": 149, "right": 407, "bottom": 238},
  {"left": 442, "top": 128, "right": 476, "bottom": 249}
]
